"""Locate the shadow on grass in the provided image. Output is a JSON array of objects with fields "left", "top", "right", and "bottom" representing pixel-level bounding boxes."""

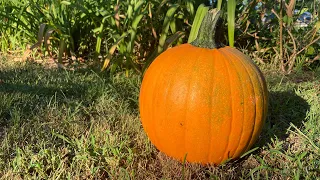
[
  {"left": 0, "top": 65, "right": 103, "bottom": 121},
  {"left": 0, "top": 82, "right": 88, "bottom": 99},
  {"left": 0, "top": 63, "right": 140, "bottom": 125},
  {"left": 257, "top": 90, "right": 310, "bottom": 146},
  {"left": 0, "top": 66, "right": 89, "bottom": 96}
]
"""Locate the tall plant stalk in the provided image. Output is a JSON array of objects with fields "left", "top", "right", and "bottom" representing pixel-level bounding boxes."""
[
  {"left": 227, "top": 0, "right": 236, "bottom": 47},
  {"left": 217, "top": 0, "right": 222, "bottom": 10},
  {"left": 279, "top": 0, "right": 284, "bottom": 71}
]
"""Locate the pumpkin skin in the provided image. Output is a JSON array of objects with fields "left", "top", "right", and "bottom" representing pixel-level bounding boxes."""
[{"left": 139, "top": 44, "right": 268, "bottom": 164}]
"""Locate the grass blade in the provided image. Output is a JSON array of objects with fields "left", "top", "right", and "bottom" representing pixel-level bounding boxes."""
[{"left": 289, "top": 123, "right": 320, "bottom": 153}]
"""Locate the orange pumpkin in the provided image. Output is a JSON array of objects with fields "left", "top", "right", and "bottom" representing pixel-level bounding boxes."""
[{"left": 139, "top": 9, "right": 268, "bottom": 164}]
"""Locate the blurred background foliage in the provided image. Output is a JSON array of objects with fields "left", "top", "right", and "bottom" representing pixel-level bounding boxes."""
[{"left": 0, "top": 0, "right": 319, "bottom": 74}]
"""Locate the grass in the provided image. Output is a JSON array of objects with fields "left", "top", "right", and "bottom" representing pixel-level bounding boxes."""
[{"left": 0, "top": 57, "right": 319, "bottom": 179}]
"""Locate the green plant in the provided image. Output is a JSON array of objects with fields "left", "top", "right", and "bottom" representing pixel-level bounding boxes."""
[
  {"left": 27, "top": 0, "right": 113, "bottom": 64},
  {"left": 234, "top": 0, "right": 320, "bottom": 73},
  {"left": 102, "top": 0, "right": 200, "bottom": 74},
  {"left": 0, "top": 0, "right": 102, "bottom": 63},
  {"left": 0, "top": 0, "right": 205, "bottom": 72},
  {"left": 0, "top": 0, "right": 40, "bottom": 52}
]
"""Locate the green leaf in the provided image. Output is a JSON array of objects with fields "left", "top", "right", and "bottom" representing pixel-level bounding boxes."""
[
  {"left": 127, "top": 14, "right": 144, "bottom": 53},
  {"left": 127, "top": 4, "right": 133, "bottom": 19},
  {"left": 61, "top": 1, "right": 71, "bottom": 5},
  {"left": 188, "top": 4, "right": 209, "bottom": 43},
  {"left": 134, "top": 0, "right": 145, "bottom": 12},
  {"left": 306, "top": 46, "right": 315, "bottom": 55},
  {"left": 158, "top": 4, "right": 180, "bottom": 53},
  {"left": 186, "top": 1, "right": 195, "bottom": 15},
  {"left": 170, "top": 20, "right": 176, "bottom": 34}
]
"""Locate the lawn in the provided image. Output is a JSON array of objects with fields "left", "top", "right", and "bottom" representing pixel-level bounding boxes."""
[{"left": 0, "top": 57, "right": 319, "bottom": 179}]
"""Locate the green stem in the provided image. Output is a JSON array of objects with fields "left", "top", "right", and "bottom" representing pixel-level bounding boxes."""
[
  {"left": 217, "top": 0, "right": 222, "bottom": 10},
  {"left": 190, "top": 8, "right": 221, "bottom": 49}
]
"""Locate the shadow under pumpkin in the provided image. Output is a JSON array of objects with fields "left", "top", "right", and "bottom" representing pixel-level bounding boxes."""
[{"left": 256, "top": 90, "right": 310, "bottom": 147}]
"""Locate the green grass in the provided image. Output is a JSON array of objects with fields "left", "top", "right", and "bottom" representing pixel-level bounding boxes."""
[{"left": 0, "top": 58, "right": 319, "bottom": 179}]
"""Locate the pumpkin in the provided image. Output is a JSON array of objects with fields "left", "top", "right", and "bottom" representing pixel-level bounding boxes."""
[{"left": 139, "top": 9, "right": 268, "bottom": 165}]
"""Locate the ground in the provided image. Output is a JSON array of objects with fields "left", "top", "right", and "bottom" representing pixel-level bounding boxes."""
[{"left": 0, "top": 57, "right": 319, "bottom": 179}]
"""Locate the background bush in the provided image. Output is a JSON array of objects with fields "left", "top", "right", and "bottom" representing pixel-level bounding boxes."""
[{"left": 0, "top": 0, "right": 319, "bottom": 73}]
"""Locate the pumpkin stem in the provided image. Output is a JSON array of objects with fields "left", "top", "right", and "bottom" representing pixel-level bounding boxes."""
[{"left": 190, "top": 8, "right": 222, "bottom": 49}]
